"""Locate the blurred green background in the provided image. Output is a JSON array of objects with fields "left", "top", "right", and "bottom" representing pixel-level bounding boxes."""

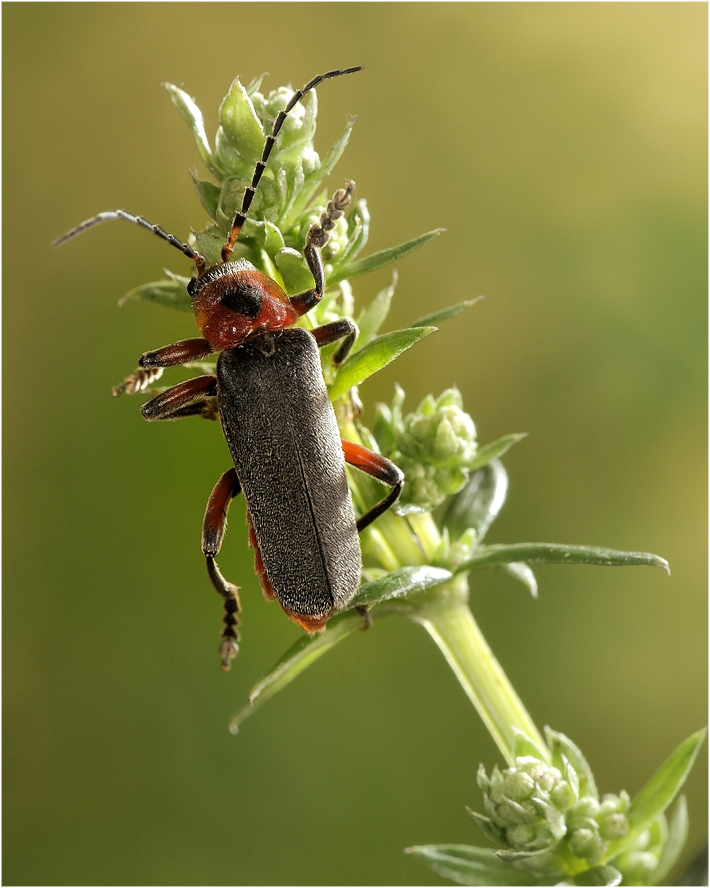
[{"left": 4, "top": 3, "right": 706, "bottom": 885}]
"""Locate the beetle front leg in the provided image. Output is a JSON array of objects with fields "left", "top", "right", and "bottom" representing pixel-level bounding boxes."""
[
  {"left": 202, "top": 469, "right": 243, "bottom": 671},
  {"left": 141, "top": 375, "right": 218, "bottom": 422},
  {"left": 311, "top": 318, "right": 359, "bottom": 365},
  {"left": 289, "top": 183, "right": 354, "bottom": 316},
  {"left": 342, "top": 440, "right": 404, "bottom": 532},
  {"left": 113, "top": 338, "right": 214, "bottom": 397}
]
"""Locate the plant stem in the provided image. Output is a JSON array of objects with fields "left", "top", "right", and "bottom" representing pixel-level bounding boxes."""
[{"left": 412, "top": 574, "right": 548, "bottom": 766}]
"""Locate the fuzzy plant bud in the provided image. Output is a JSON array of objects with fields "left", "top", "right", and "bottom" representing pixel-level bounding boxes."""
[
  {"left": 475, "top": 755, "right": 577, "bottom": 852},
  {"left": 565, "top": 791, "right": 629, "bottom": 863},
  {"left": 374, "top": 387, "right": 478, "bottom": 512},
  {"left": 613, "top": 818, "right": 668, "bottom": 885}
]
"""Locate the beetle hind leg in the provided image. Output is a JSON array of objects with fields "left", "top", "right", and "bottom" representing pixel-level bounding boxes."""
[
  {"left": 342, "top": 440, "right": 404, "bottom": 531},
  {"left": 202, "top": 469, "right": 243, "bottom": 670}
]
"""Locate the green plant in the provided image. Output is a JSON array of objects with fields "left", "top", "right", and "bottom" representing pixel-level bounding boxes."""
[{"left": 122, "top": 73, "right": 704, "bottom": 887}]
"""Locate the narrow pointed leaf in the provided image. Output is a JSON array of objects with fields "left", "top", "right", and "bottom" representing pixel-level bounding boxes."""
[
  {"left": 288, "top": 118, "right": 356, "bottom": 223},
  {"left": 244, "top": 72, "right": 267, "bottom": 95},
  {"left": 573, "top": 865, "right": 622, "bottom": 886},
  {"left": 329, "top": 228, "right": 445, "bottom": 284},
  {"left": 497, "top": 562, "right": 538, "bottom": 598},
  {"left": 442, "top": 460, "right": 509, "bottom": 542},
  {"left": 602, "top": 729, "right": 705, "bottom": 863},
  {"left": 190, "top": 173, "right": 221, "bottom": 220},
  {"left": 411, "top": 296, "right": 483, "bottom": 328},
  {"left": 118, "top": 279, "right": 191, "bottom": 311},
  {"left": 329, "top": 326, "right": 437, "bottom": 401},
  {"left": 468, "top": 433, "right": 528, "bottom": 472},
  {"left": 653, "top": 796, "right": 688, "bottom": 885},
  {"left": 339, "top": 199, "right": 370, "bottom": 265},
  {"left": 405, "top": 844, "right": 536, "bottom": 886},
  {"left": 512, "top": 728, "right": 548, "bottom": 760},
  {"left": 229, "top": 609, "right": 365, "bottom": 733},
  {"left": 353, "top": 565, "right": 452, "bottom": 609},
  {"left": 354, "top": 272, "right": 397, "bottom": 351},
  {"left": 495, "top": 848, "right": 556, "bottom": 862},
  {"left": 546, "top": 728, "right": 598, "bottom": 800},
  {"left": 163, "top": 83, "right": 218, "bottom": 177},
  {"left": 456, "top": 543, "right": 670, "bottom": 575},
  {"left": 465, "top": 808, "right": 507, "bottom": 845},
  {"left": 229, "top": 566, "right": 450, "bottom": 733}
]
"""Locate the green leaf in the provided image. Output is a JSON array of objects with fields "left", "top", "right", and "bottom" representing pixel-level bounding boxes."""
[
  {"left": 218, "top": 77, "right": 264, "bottom": 161},
  {"left": 354, "top": 271, "right": 397, "bottom": 350},
  {"left": 163, "top": 82, "right": 218, "bottom": 177},
  {"left": 652, "top": 796, "right": 688, "bottom": 885},
  {"left": 353, "top": 565, "right": 452, "bottom": 609},
  {"left": 411, "top": 297, "right": 483, "bottom": 328},
  {"left": 572, "top": 864, "right": 622, "bottom": 886},
  {"left": 468, "top": 433, "right": 528, "bottom": 472},
  {"left": 273, "top": 247, "right": 313, "bottom": 293},
  {"left": 229, "top": 608, "right": 365, "bottom": 733},
  {"left": 339, "top": 199, "right": 370, "bottom": 265},
  {"left": 329, "top": 228, "right": 445, "bottom": 284},
  {"left": 190, "top": 173, "right": 221, "bottom": 220},
  {"left": 512, "top": 727, "right": 548, "bottom": 760},
  {"left": 244, "top": 72, "right": 267, "bottom": 96},
  {"left": 118, "top": 279, "right": 191, "bottom": 311},
  {"left": 602, "top": 729, "right": 706, "bottom": 863},
  {"left": 405, "top": 845, "right": 536, "bottom": 886},
  {"left": 287, "top": 118, "right": 356, "bottom": 224},
  {"left": 546, "top": 728, "right": 598, "bottom": 801},
  {"left": 229, "top": 566, "right": 449, "bottom": 733},
  {"left": 329, "top": 326, "right": 437, "bottom": 401},
  {"left": 456, "top": 543, "right": 671, "bottom": 575},
  {"left": 442, "top": 460, "right": 509, "bottom": 542},
  {"left": 497, "top": 562, "right": 538, "bottom": 598},
  {"left": 465, "top": 808, "right": 507, "bottom": 845},
  {"left": 263, "top": 220, "right": 285, "bottom": 256}
]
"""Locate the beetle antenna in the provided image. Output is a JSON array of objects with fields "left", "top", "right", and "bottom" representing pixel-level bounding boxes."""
[
  {"left": 53, "top": 210, "right": 207, "bottom": 275},
  {"left": 220, "top": 66, "right": 363, "bottom": 263}
]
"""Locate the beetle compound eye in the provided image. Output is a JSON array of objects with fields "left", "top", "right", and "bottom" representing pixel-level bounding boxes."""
[{"left": 221, "top": 285, "right": 263, "bottom": 319}]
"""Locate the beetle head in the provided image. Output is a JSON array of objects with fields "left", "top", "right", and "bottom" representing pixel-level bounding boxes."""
[{"left": 189, "top": 259, "right": 299, "bottom": 351}]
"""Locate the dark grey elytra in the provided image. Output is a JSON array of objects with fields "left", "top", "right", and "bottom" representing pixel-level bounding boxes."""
[
  {"left": 218, "top": 328, "right": 362, "bottom": 621},
  {"left": 54, "top": 67, "right": 404, "bottom": 669}
]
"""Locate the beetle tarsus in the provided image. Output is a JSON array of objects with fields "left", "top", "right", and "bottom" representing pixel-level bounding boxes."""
[
  {"left": 112, "top": 365, "right": 163, "bottom": 396},
  {"left": 206, "top": 555, "right": 242, "bottom": 669},
  {"left": 354, "top": 604, "right": 371, "bottom": 630},
  {"left": 289, "top": 183, "right": 356, "bottom": 317}
]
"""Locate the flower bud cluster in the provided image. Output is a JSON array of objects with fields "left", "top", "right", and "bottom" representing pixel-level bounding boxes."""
[
  {"left": 474, "top": 749, "right": 639, "bottom": 880},
  {"left": 476, "top": 756, "right": 577, "bottom": 852},
  {"left": 566, "top": 791, "right": 630, "bottom": 862},
  {"left": 374, "top": 387, "right": 478, "bottom": 512},
  {"left": 615, "top": 821, "right": 665, "bottom": 885},
  {"left": 173, "top": 75, "right": 368, "bottom": 280}
]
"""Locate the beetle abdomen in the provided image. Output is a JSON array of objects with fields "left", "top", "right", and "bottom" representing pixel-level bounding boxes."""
[{"left": 217, "top": 328, "right": 361, "bottom": 626}]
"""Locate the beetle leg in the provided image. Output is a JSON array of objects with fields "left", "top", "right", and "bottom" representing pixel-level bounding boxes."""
[
  {"left": 288, "top": 183, "right": 355, "bottom": 316},
  {"left": 342, "top": 440, "right": 404, "bottom": 532},
  {"left": 114, "top": 338, "right": 214, "bottom": 398},
  {"left": 139, "top": 337, "right": 214, "bottom": 369},
  {"left": 202, "top": 469, "right": 242, "bottom": 671},
  {"left": 141, "top": 376, "right": 218, "bottom": 422},
  {"left": 311, "top": 318, "right": 359, "bottom": 366}
]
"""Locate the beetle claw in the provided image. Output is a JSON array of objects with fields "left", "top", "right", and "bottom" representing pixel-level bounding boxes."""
[{"left": 220, "top": 638, "right": 239, "bottom": 670}]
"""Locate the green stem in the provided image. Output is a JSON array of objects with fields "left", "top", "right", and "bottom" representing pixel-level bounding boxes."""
[{"left": 411, "top": 574, "right": 547, "bottom": 766}]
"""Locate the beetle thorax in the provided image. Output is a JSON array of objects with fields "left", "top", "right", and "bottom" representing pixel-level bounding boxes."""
[{"left": 190, "top": 260, "right": 298, "bottom": 351}]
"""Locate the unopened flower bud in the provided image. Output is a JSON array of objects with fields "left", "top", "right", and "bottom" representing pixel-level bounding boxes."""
[{"left": 569, "top": 826, "right": 603, "bottom": 859}]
